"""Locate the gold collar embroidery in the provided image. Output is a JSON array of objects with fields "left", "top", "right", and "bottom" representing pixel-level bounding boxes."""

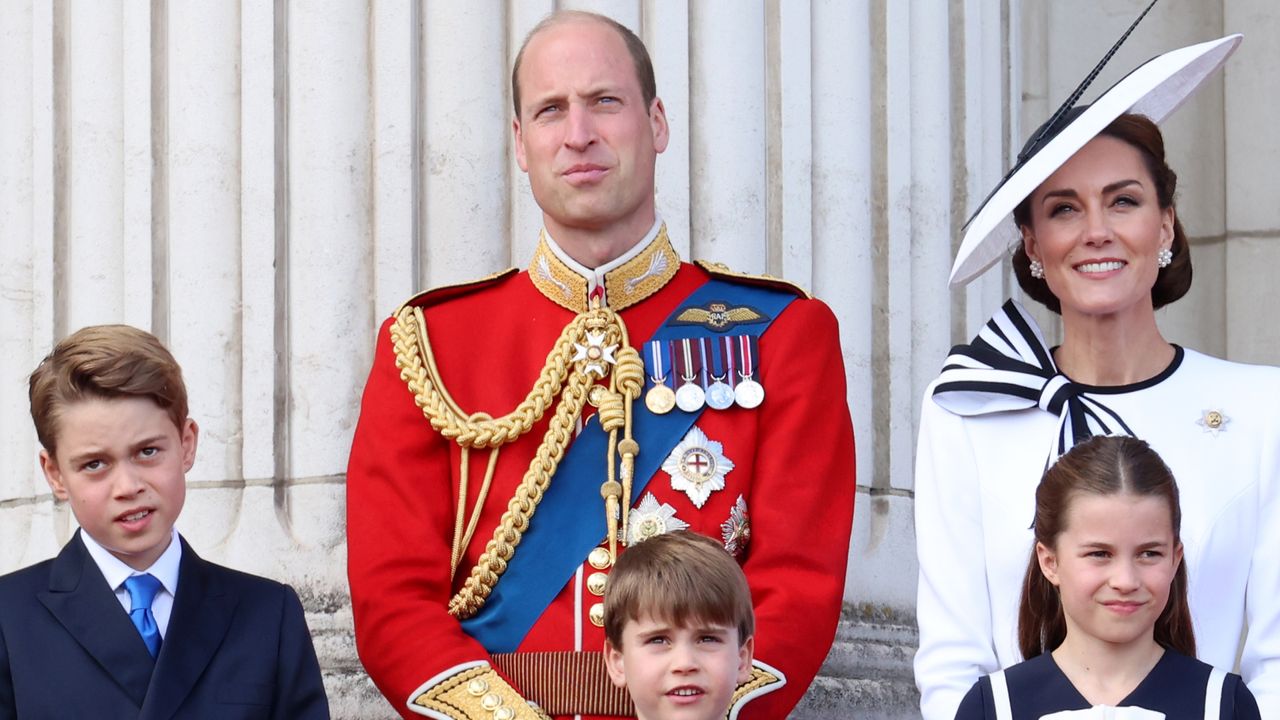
[{"left": 529, "top": 225, "right": 681, "bottom": 312}]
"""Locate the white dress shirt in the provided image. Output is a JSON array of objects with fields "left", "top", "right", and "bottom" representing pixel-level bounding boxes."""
[{"left": 81, "top": 527, "right": 182, "bottom": 638}]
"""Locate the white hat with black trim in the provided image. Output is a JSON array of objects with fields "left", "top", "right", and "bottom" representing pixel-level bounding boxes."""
[{"left": 949, "top": 1, "right": 1242, "bottom": 288}]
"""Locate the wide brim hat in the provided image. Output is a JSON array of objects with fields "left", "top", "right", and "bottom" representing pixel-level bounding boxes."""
[{"left": 949, "top": 32, "right": 1242, "bottom": 289}]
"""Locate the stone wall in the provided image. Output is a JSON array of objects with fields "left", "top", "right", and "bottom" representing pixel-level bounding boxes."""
[{"left": 2, "top": 1, "right": 1273, "bottom": 717}]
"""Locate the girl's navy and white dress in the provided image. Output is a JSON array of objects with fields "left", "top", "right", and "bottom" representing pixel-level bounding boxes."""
[
  {"left": 955, "top": 650, "right": 1260, "bottom": 720},
  {"left": 913, "top": 301, "right": 1280, "bottom": 720}
]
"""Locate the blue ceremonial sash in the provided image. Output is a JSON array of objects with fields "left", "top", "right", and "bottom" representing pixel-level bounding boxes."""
[{"left": 460, "top": 279, "right": 797, "bottom": 652}]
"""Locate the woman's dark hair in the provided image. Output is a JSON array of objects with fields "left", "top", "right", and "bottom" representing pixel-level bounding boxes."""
[
  {"left": 1017, "top": 435, "right": 1195, "bottom": 659},
  {"left": 1012, "top": 113, "right": 1192, "bottom": 314}
]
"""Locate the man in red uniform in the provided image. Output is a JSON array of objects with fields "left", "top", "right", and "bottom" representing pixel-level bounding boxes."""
[{"left": 347, "top": 10, "right": 856, "bottom": 719}]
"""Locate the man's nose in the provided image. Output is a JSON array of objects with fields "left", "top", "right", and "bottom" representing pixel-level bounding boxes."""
[{"left": 563, "top": 103, "right": 597, "bottom": 150}]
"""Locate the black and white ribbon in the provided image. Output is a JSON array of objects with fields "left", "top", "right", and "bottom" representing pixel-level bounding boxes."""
[{"left": 932, "top": 299, "right": 1134, "bottom": 461}]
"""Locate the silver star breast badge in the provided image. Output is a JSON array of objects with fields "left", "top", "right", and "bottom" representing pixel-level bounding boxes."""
[
  {"left": 626, "top": 493, "right": 689, "bottom": 545},
  {"left": 661, "top": 425, "right": 734, "bottom": 508}
]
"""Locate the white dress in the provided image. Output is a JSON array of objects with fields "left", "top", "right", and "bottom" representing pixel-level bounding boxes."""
[{"left": 913, "top": 302, "right": 1280, "bottom": 720}]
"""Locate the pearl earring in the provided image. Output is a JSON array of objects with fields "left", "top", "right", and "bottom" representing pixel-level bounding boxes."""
[
  {"left": 1157, "top": 247, "right": 1173, "bottom": 268},
  {"left": 1029, "top": 259, "right": 1045, "bottom": 279}
]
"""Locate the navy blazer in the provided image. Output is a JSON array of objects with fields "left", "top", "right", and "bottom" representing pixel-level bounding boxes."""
[{"left": 0, "top": 531, "right": 329, "bottom": 719}]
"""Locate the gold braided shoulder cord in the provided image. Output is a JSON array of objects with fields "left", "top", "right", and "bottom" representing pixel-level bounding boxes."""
[{"left": 390, "top": 301, "right": 645, "bottom": 620}]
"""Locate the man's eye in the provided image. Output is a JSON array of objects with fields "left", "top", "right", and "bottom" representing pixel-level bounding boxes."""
[
  {"left": 81, "top": 460, "right": 104, "bottom": 472},
  {"left": 139, "top": 447, "right": 160, "bottom": 459}
]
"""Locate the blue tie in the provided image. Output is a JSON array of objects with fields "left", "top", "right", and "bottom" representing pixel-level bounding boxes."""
[{"left": 124, "top": 574, "right": 163, "bottom": 659}]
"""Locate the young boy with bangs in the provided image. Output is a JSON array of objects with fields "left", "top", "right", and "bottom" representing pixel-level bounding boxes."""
[
  {"left": 604, "top": 530, "right": 771, "bottom": 720},
  {"left": 0, "top": 325, "right": 329, "bottom": 719}
]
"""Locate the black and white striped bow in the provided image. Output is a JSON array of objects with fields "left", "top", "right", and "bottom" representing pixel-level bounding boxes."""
[{"left": 931, "top": 299, "right": 1134, "bottom": 460}]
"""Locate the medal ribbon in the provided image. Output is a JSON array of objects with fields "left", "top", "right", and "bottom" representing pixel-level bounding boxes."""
[
  {"left": 738, "top": 334, "right": 758, "bottom": 380},
  {"left": 647, "top": 340, "right": 667, "bottom": 385},
  {"left": 722, "top": 336, "right": 737, "bottom": 380},
  {"left": 678, "top": 339, "right": 698, "bottom": 384},
  {"left": 698, "top": 338, "right": 712, "bottom": 387}
]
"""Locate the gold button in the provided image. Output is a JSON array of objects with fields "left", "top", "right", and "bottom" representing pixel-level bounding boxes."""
[
  {"left": 466, "top": 678, "right": 488, "bottom": 696},
  {"left": 589, "top": 602, "right": 605, "bottom": 627},
  {"left": 480, "top": 693, "right": 502, "bottom": 711},
  {"left": 588, "top": 546, "right": 612, "bottom": 569},
  {"left": 494, "top": 708, "right": 515, "bottom": 720},
  {"left": 587, "top": 571, "right": 608, "bottom": 596},
  {"left": 587, "top": 386, "right": 606, "bottom": 407},
  {"left": 1207, "top": 411, "right": 1223, "bottom": 429}
]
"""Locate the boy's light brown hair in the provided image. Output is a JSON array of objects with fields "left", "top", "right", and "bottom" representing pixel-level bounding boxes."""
[
  {"left": 29, "top": 324, "right": 188, "bottom": 453},
  {"left": 604, "top": 530, "right": 754, "bottom": 648}
]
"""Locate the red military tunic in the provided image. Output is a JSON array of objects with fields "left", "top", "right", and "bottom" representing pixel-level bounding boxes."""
[{"left": 347, "top": 225, "right": 856, "bottom": 719}]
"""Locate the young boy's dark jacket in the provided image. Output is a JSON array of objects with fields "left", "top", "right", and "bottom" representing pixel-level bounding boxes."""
[{"left": 0, "top": 530, "right": 329, "bottom": 719}]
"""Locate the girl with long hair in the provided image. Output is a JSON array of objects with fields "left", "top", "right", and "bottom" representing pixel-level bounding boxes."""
[{"left": 954, "top": 436, "right": 1259, "bottom": 719}]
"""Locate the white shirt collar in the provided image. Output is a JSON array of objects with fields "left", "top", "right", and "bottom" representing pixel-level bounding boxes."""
[
  {"left": 80, "top": 527, "right": 183, "bottom": 597},
  {"left": 542, "top": 215, "right": 663, "bottom": 302}
]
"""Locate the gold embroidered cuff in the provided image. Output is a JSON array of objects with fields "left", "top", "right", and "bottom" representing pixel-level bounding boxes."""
[
  {"left": 412, "top": 665, "right": 549, "bottom": 720},
  {"left": 726, "top": 661, "right": 787, "bottom": 719}
]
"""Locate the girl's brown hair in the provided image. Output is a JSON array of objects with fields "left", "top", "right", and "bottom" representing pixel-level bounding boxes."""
[
  {"left": 1012, "top": 112, "right": 1192, "bottom": 314},
  {"left": 1017, "top": 435, "right": 1195, "bottom": 659}
]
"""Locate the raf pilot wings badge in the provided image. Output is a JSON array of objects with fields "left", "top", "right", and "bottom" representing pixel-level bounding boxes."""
[{"left": 670, "top": 301, "right": 768, "bottom": 332}]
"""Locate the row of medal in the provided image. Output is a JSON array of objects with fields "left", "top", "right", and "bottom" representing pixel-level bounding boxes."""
[{"left": 644, "top": 336, "right": 765, "bottom": 414}]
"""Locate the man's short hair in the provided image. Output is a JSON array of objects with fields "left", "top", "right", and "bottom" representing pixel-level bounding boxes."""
[
  {"left": 511, "top": 10, "right": 657, "bottom": 118},
  {"left": 29, "top": 325, "right": 189, "bottom": 453},
  {"left": 604, "top": 530, "right": 754, "bottom": 648}
]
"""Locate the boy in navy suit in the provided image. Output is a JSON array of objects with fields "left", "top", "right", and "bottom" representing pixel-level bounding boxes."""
[{"left": 0, "top": 325, "right": 329, "bottom": 719}]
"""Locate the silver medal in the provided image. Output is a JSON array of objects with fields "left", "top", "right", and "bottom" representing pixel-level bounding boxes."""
[
  {"left": 734, "top": 378, "right": 764, "bottom": 409},
  {"left": 706, "top": 380, "right": 735, "bottom": 410},
  {"left": 675, "top": 381, "right": 705, "bottom": 412}
]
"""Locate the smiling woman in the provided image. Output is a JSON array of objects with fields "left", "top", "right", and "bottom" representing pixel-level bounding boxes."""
[
  {"left": 1013, "top": 114, "right": 1187, "bottom": 327},
  {"left": 914, "top": 30, "right": 1280, "bottom": 720}
]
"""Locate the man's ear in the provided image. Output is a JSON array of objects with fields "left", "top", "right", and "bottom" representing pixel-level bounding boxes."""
[
  {"left": 1036, "top": 541, "right": 1060, "bottom": 587},
  {"left": 513, "top": 117, "right": 529, "bottom": 172},
  {"left": 649, "top": 97, "right": 669, "bottom": 154},
  {"left": 40, "top": 449, "right": 69, "bottom": 501},
  {"left": 736, "top": 635, "right": 755, "bottom": 684},
  {"left": 604, "top": 638, "right": 627, "bottom": 689}
]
